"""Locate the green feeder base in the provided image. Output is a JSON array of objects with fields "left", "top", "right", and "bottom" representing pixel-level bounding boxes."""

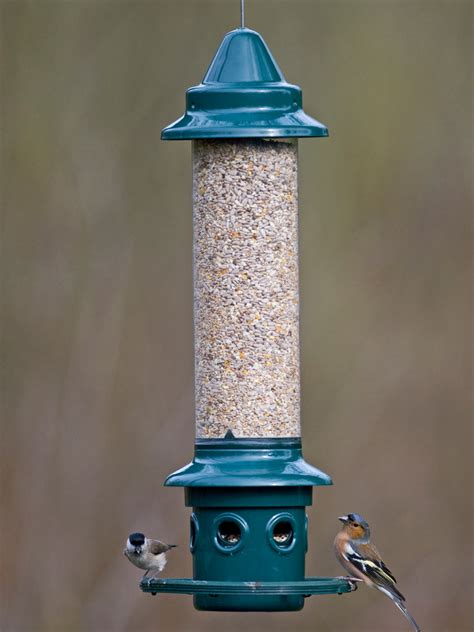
[
  {"left": 159, "top": 437, "right": 348, "bottom": 611},
  {"left": 140, "top": 577, "right": 356, "bottom": 612}
]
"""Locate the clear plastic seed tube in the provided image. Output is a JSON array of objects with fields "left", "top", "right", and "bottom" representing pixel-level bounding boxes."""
[{"left": 193, "top": 139, "right": 300, "bottom": 438}]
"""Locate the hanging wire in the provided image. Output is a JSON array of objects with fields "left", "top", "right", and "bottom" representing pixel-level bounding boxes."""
[{"left": 240, "top": 0, "right": 245, "bottom": 28}]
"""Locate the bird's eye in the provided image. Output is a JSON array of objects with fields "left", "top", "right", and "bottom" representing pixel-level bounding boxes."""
[{"left": 352, "top": 523, "right": 359, "bottom": 527}]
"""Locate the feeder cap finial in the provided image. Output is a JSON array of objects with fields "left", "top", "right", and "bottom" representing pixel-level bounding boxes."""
[
  {"left": 161, "top": 27, "right": 328, "bottom": 140},
  {"left": 202, "top": 27, "right": 284, "bottom": 84}
]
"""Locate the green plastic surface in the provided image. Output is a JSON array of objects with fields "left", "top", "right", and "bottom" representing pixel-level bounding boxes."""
[
  {"left": 161, "top": 28, "right": 328, "bottom": 140},
  {"left": 162, "top": 438, "right": 334, "bottom": 611},
  {"left": 140, "top": 577, "right": 355, "bottom": 596},
  {"left": 165, "top": 438, "right": 332, "bottom": 488},
  {"left": 140, "top": 576, "right": 355, "bottom": 611},
  {"left": 188, "top": 502, "right": 309, "bottom": 610},
  {"left": 185, "top": 486, "right": 313, "bottom": 508}
]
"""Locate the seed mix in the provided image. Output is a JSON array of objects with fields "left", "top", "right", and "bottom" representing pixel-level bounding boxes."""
[{"left": 193, "top": 139, "right": 301, "bottom": 438}]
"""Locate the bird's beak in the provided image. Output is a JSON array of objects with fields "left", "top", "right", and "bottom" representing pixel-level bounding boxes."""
[{"left": 338, "top": 515, "right": 349, "bottom": 523}]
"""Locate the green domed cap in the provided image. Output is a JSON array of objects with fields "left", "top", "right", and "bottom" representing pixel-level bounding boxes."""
[{"left": 162, "top": 28, "right": 328, "bottom": 140}]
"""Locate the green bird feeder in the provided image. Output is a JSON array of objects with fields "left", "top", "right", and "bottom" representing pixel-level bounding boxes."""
[{"left": 142, "top": 4, "right": 354, "bottom": 612}]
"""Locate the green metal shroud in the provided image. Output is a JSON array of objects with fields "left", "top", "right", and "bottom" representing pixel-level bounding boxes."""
[
  {"left": 165, "top": 437, "right": 332, "bottom": 488},
  {"left": 150, "top": 438, "right": 351, "bottom": 611},
  {"left": 161, "top": 28, "right": 328, "bottom": 140}
]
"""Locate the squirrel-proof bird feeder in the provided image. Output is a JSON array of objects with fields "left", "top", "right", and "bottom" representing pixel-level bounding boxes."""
[{"left": 141, "top": 15, "right": 354, "bottom": 612}]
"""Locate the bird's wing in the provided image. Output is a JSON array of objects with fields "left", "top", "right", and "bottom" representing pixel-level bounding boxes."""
[
  {"left": 358, "top": 542, "right": 397, "bottom": 582},
  {"left": 346, "top": 541, "right": 405, "bottom": 601},
  {"left": 149, "top": 540, "right": 175, "bottom": 555}
]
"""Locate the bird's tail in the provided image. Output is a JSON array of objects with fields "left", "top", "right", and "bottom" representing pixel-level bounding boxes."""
[{"left": 393, "top": 599, "right": 422, "bottom": 632}]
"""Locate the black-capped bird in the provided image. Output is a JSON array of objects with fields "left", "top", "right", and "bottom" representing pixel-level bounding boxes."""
[
  {"left": 124, "top": 532, "right": 176, "bottom": 581},
  {"left": 334, "top": 514, "right": 421, "bottom": 632}
]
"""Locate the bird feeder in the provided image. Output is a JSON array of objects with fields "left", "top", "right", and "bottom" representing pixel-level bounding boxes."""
[{"left": 141, "top": 10, "right": 354, "bottom": 612}]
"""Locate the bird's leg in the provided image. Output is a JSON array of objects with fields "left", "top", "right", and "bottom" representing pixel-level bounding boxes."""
[
  {"left": 335, "top": 575, "right": 363, "bottom": 582},
  {"left": 147, "top": 569, "right": 159, "bottom": 586}
]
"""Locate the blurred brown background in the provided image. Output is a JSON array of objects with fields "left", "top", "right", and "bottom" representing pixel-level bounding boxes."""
[{"left": 1, "top": 1, "right": 472, "bottom": 631}]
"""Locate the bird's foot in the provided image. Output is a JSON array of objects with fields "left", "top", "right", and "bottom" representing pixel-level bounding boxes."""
[{"left": 335, "top": 575, "right": 362, "bottom": 591}]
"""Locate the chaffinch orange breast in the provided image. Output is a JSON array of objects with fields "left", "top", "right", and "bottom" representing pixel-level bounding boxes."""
[{"left": 334, "top": 513, "right": 421, "bottom": 632}]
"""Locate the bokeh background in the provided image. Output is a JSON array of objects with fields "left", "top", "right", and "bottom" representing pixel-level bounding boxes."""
[{"left": 1, "top": 1, "right": 472, "bottom": 631}]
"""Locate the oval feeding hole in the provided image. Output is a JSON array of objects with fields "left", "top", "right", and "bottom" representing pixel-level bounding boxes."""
[
  {"left": 217, "top": 520, "right": 241, "bottom": 546},
  {"left": 190, "top": 515, "right": 197, "bottom": 550},
  {"left": 272, "top": 520, "right": 293, "bottom": 547}
]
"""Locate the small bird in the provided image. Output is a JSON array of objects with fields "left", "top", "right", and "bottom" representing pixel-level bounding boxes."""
[
  {"left": 334, "top": 513, "right": 421, "bottom": 632},
  {"left": 124, "top": 532, "right": 176, "bottom": 581}
]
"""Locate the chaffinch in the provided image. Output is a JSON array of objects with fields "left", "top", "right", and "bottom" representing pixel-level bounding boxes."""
[{"left": 334, "top": 513, "right": 421, "bottom": 632}]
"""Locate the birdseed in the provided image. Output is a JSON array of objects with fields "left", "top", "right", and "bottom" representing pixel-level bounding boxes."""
[{"left": 193, "top": 139, "right": 301, "bottom": 438}]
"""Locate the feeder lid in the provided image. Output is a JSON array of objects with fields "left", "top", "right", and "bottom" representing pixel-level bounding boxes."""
[{"left": 161, "top": 27, "right": 328, "bottom": 140}]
